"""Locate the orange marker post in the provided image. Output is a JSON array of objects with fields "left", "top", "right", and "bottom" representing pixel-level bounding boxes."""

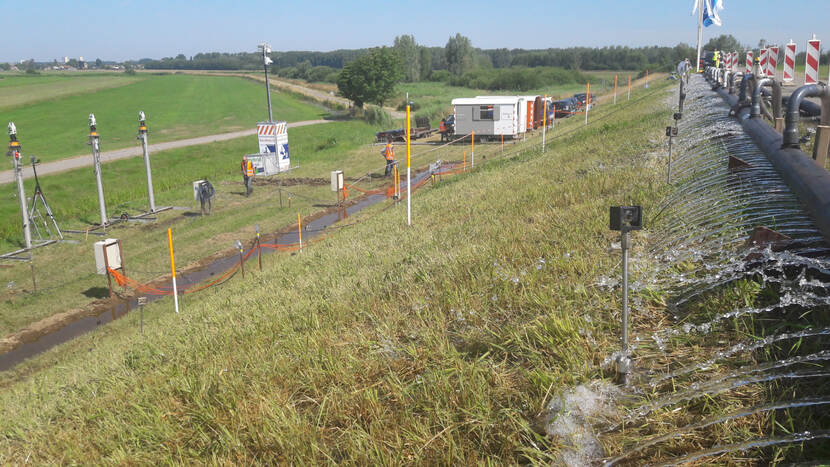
[
  {"left": 297, "top": 212, "right": 302, "bottom": 253},
  {"left": 585, "top": 83, "right": 590, "bottom": 125},
  {"left": 471, "top": 131, "right": 475, "bottom": 168},
  {"left": 167, "top": 228, "right": 179, "bottom": 313},
  {"left": 613, "top": 75, "right": 618, "bottom": 105},
  {"left": 553, "top": 103, "right": 558, "bottom": 127}
]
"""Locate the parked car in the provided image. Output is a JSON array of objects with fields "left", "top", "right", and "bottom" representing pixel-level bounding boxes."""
[
  {"left": 551, "top": 99, "right": 577, "bottom": 118},
  {"left": 572, "top": 92, "right": 596, "bottom": 110}
]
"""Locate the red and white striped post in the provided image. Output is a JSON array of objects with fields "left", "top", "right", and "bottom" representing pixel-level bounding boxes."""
[
  {"left": 805, "top": 35, "right": 821, "bottom": 85},
  {"left": 746, "top": 50, "right": 753, "bottom": 73},
  {"left": 767, "top": 45, "right": 779, "bottom": 79},
  {"left": 732, "top": 51, "right": 738, "bottom": 73},
  {"left": 759, "top": 47, "right": 768, "bottom": 77},
  {"left": 783, "top": 40, "right": 796, "bottom": 83},
  {"left": 724, "top": 52, "right": 731, "bottom": 72}
]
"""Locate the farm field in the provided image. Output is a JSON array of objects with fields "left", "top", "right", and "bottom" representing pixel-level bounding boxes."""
[
  {"left": 0, "top": 73, "right": 142, "bottom": 109},
  {"left": 0, "top": 73, "right": 325, "bottom": 163},
  {"left": 0, "top": 80, "right": 683, "bottom": 463}
]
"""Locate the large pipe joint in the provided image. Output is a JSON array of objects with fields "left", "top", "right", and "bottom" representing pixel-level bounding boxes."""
[
  {"left": 783, "top": 83, "right": 829, "bottom": 148},
  {"left": 751, "top": 77, "right": 774, "bottom": 119}
]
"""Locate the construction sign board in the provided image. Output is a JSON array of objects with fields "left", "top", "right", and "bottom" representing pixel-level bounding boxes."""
[{"left": 252, "top": 121, "right": 290, "bottom": 175}]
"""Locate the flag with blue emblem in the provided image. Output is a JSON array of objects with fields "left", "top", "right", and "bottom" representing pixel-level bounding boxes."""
[{"left": 692, "top": 0, "right": 723, "bottom": 27}]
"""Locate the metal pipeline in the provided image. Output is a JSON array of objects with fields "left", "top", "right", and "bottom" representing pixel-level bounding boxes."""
[
  {"left": 750, "top": 78, "right": 782, "bottom": 123},
  {"left": 714, "top": 83, "right": 830, "bottom": 244},
  {"left": 781, "top": 95, "right": 823, "bottom": 118},
  {"left": 783, "top": 84, "right": 829, "bottom": 149},
  {"left": 727, "top": 72, "right": 742, "bottom": 95}
]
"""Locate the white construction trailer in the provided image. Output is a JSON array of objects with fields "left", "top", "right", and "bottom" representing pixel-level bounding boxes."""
[{"left": 452, "top": 96, "right": 521, "bottom": 140}]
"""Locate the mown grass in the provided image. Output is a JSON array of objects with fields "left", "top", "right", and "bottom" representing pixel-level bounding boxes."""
[
  {"left": 0, "top": 120, "right": 383, "bottom": 335},
  {"left": 0, "top": 74, "right": 324, "bottom": 162},
  {"left": 0, "top": 73, "right": 142, "bottom": 110},
  {"left": 0, "top": 80, "right": 675, "bottom": 463}
]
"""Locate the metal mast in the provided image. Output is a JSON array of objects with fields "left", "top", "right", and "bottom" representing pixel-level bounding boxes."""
[
  {"left": 88, "top": 114, "right": 108, "bottom": 226},
  {"left": 7, "top": 123, "right": 32, "bottom": 249},
  {"left": 259, "top": 42, "right": 274, "bottom": 122},
  {"left": 137, "top": 111, "right": 156, "bottom": 213},
  {"left": 696, "top": 0, "right": 704, "bottom": 72}
]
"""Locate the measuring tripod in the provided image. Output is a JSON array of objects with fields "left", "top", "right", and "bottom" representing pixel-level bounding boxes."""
[{"left": 27, "top": 156, "right": 63, "bottom": 241}]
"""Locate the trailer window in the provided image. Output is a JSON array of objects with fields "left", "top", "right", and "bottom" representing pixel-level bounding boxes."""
[{"left": 476, "top": 105, "right": 494, "bottom": 121}]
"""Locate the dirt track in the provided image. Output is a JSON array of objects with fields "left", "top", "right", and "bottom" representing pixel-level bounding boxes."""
[{"left": 0, "top": 119, "right": 330, "bottom": 184}]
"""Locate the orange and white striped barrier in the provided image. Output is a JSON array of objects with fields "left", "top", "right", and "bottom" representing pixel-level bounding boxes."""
[
  {"left": 805, "top": 35, "right": 821, "bottom": 85},
  {"left": 759, "top": 47, "right": 768, "bottom": 77},
  {"left": 767, "top": 45, "right": 779, "bottom": 79},
  {"left": 783, "top": 40, "right": 796, "bottom": 83},
  {"left": 746, "top": 50, "right": 753, "bottom": 73}
]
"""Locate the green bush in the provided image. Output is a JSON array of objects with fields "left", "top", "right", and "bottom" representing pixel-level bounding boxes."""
[
  {"left": 360, "top": 106, "right": 393, "bottom": 127},
  {"left": 427, "top": 70, "right": 451, "bottom": 82},
  {"left": 447, "top": 67, "right": 589, "bottom": 92}
]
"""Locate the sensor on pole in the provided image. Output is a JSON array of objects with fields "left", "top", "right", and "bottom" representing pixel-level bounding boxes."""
[
  {"left": 137, "top": 110, "right": 157, "bottom": 213},
  {"left": 7, "top": 122, "right": 32, "bottom": 249},
  {"left": 258, "top": 42, "right": 274, "bottom": 123},
  {"left": 609, "top": 205, "right": 643, "bottom": 386},
  {"left": 88, "top": 113, "right": 108, "bottom": 226}
]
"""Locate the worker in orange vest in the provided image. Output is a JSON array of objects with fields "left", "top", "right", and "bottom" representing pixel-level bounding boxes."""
[
  {"left": 241, "top": 156, "right": 254, "bottom": 197},
  {"left": 382, "top": 139, "right": 395, "bottom": 176},
  {"left": 439, "top": 118, "right": 447, "bottom": 142}
]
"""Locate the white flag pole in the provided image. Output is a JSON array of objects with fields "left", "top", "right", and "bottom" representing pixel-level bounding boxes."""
[{"left": 695, "top": 0, "right": 704, "bottom": 72}]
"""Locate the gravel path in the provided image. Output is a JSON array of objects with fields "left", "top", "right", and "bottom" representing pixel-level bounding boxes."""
[{"left": 0, "top": 119, "right": 330, "bottom": 184}]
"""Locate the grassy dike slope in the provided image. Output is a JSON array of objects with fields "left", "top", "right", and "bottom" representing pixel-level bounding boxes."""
[{"left": 0, "top": 83, "right": 671, "bottom": 463}]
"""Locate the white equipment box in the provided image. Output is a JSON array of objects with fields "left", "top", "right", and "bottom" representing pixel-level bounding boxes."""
[
  {"left": 330, "top": 170, "right": 344, "bottom": 191},
  {"left": 192, "top": 180, "right": 205, "bottom": 201},
  {"left": 94, "top": 238, "right": 121, "bottom": 275}
]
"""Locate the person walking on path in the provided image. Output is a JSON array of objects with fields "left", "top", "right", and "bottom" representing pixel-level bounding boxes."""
[
  {"left": 382, "top": 139, "right": 396, "bottom": 177},
  {"left": 241, "top": 156, "right": 254, "bottom": 196}
]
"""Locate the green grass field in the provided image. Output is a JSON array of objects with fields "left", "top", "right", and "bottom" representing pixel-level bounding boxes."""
[
  {"left": 0, "top": 73, "right": 324, "bottom": 162},
  {"left": 0, "top": 79, "right": 681, "bottom": 463},
  {"left": 0, "top": 119, "right": 388, "bottom": 335},
  {"left": 0, "top": 73, "right": 142, "bottom": 110}
]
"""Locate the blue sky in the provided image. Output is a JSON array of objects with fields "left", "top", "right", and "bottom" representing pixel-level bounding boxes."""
[{"left": 3, "top": 0, "right": 829, "bottom": 62}]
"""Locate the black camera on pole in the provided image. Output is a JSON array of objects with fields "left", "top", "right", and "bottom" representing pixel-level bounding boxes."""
[{"left": 609, "top": 206, "right": 643, "bottom": 232}]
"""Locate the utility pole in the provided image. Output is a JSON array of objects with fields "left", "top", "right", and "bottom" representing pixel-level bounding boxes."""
[
  {"left": 259, "top": 42, "right": 274, "bottom": 122},
  {"left": 7, "top": 123, "right": 32, "bottom": 249},
  {"left": 695, "top": 0, "right": 704, "bottom": 72},
  {"left": 88, "top": 114, "right": 108, "bottom": 226},
  {"left": 137, "top": 111, "right": 156, "bottom": 213}
]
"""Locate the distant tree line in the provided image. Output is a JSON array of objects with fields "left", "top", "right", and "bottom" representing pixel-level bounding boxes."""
[{"left": 138, "top": 38, "right": 700, "bottom": 78}]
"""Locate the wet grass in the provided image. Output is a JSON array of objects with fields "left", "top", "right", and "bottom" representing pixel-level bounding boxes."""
[
  {"left": 0, "top": 81, "right": 675, "bottom": 463},
  {"left": 0, "top": 74, "right": 324, "bottom": 162}
]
